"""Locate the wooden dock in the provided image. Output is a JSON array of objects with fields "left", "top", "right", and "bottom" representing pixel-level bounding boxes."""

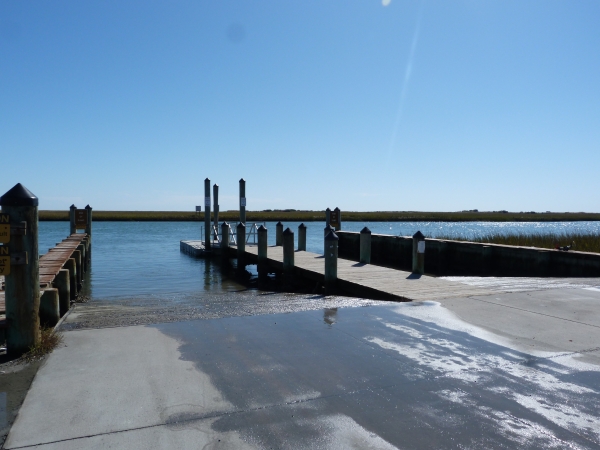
[
  {"left": 180, "top": 241, "right": 494, "bottom": 301},
  {"left": 0, "top": 233, "right": 90, "bottom": 321}
]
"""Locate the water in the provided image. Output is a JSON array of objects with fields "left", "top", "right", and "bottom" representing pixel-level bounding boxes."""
[{"left": 39, "top": 220, "right": 600, "bottom": 301}]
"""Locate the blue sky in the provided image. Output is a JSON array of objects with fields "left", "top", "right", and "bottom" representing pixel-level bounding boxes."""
[{"left": 1, "top": 1, "right": 599, "bottom": 212}]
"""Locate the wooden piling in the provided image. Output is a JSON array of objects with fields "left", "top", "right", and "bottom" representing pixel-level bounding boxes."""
[
  {"left": 360, "top": 227, "right": 371, "bottom": 264},
  {"left": 257, "top": 225, "right": 268, "bottom": 280},
  {"left": 324, "top": 230, "right": 338, "bottom": 294},
  {"left": 237, "top": 222, "right": 246, "bottom": 269},
  {"left": 0, "top": 183, "right": 41, "bottom": 356},
  {"left": 239, "top": 178, "right": 246, "bottom": 225},
  {"left": 282, "top": 228, "right": 295, "bottom": 273},
  {"left": 65, "top": 258, "right": 77, "bottom": 299},
  {"left": 69, "top": 204, "right": 76, "bottom": 235},
  {"left": 412, "top": 231, "right": 425, "bottom": 274},
  {"left": 85, "top": 205, "right": 92, "bottom": 266},
  {"left": 72, "top": 249, "right": 82, "bottom": 290},
  {"left": 298, "top": 223, "right": 307, "bottom": 251},
  {"left": 204, "top": 178, "right": 211, "bottom": 250},
  {"left": 39, "top": 288, "right": 60, "bottom": 327},
  {"left": 213, "top": 184, "right": 219, "bottom": 233},
  {"left": 276, "top": 222, "right": 283, "bottom": 246},
  {"left": 54, "top": 269, "right": 71, "bottom": 316}
]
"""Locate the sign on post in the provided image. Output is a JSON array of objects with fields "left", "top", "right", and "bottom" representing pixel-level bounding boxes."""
[
  {"left": 0, "top": 213, "right": 9, "bottom": 244},
  {"left": 240, "top": 197, "right": 246, "bottom": 207},
  {"left": 417, "top": 241, "right": 426, "bottom": 254},
  {"left": 329, "top": 210, "right": 339, "bottom": 228},
  {"left": 0, "top": 246, "right": 9, "bottom": 275},
  {"left": 75, "top": 209, "right": 87, "bottom": 229},
  {"left": 205, "top": 197, "right": 211, "bottom": 207},
  {"left": 195, "top": 206, "right": 202, "bottom": 212}
]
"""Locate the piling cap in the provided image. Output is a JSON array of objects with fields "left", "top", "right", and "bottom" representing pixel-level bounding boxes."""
[
  {"left": 325, "top": 230, "right": 339, "bottom": 241},
  {"left": 326, "top": 207, "right": 331, "bottom": 212},
  {"left": 85, "top": 204, "right": 92, "bottom": 210},
  {"left": 298, "top": 223, "right": 306, "bottom": 229},
  {"left": 413, "top": 231, "right": 425, "bottom": 239},
  {"left": 237, "top": 222, "right": 245, "bottom": 229},
  {"left": 360, "top": 226, "right": 371, "bottom": 234},
  {"left": 239, "top": 178, "right": 245, "bottom": 182},
  {"left": 276, "top": 221, "right": 283, "bottom": 226},
  {"left": 258, "top": 225, "right": 267, "bottom": 232},
  {"left": 334, "top": 207, "right": 340, "bottom": 212},
  {"left": 221, "top": 221, "right": 229, "bottom": 227},
  {"left": 283, "top": 227, "right": 293, "bottom": 236},
  {"left": 0, "top": 183, "right": 38, "bottom": 207}
]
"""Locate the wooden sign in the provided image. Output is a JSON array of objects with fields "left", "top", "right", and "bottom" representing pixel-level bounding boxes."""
[
  {"left": 0, "top": 214, "right": 9, "bottom": 244},
  {"left": 75, "top": 209, "right": 88, "bottom": 229},
  {"left": 329, "top": 211, "right": 339, "bottom": 227},
  {"left": 0, "top": 246, "right": 9, "bottom": 275}
]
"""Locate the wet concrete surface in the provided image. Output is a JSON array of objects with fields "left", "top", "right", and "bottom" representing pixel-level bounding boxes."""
[{"left": 5, "top": 288, "right": 600, "bottom": 449}]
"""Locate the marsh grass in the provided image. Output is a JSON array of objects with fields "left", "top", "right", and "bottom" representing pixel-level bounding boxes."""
[
  {"left": 23, "top": 328, "right": 64, "bottom": 362},
  {"left": 437, "top": 232, "right": 600, "bottom": 254},
  {"left": 39, "top": 210, "right": 600, "bottom": 223}
]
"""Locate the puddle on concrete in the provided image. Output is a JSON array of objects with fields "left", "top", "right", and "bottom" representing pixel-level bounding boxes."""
[{"left": 153, "top": 303, "right": 600, "bottom": 449}]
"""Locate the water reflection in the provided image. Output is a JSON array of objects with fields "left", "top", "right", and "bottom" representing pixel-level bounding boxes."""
[{"left": 324, "top": 308, "right": 337, "bottom": 326}]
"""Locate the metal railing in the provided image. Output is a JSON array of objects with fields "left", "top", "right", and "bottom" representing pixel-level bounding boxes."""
[{"left": 201, "top": 222, "right": 265, "bottom": 246}]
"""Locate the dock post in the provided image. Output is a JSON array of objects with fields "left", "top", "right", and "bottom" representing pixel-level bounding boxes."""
[
  {"left": 412, "top": 231, "right": 425, "bottom": 274},
  {"left": 283, "top": 228, "right": 295, "bottom": 273},
  {"left": 323, "top": 224, "right": 334, "bottom": 254},
  {"left": 213, "top": 184, "right": 219, "bottom": 234},
  {"left": 298, "top": 223, "right": 307, "bottom": 251},
  {"left": 325, "top": 208, "right": 331, "bottom": 227},
  {"left": 65, "top": 258, "right": 77, "bottom": 299},
  {"left": 237, "top": 222, "right": 246, "bottom": 270},
  {"left": 324, "top": 230, "right": 339, "bottom": 294},
  {"left": 275, "top": 221, "right": 283, "bottom": 246},
  {"left": 333, "top": 207, "right": 341, "bottom": 231},
  {"left": 239, "top": 178, "right": 246, "bottom": 225},
  {"left": 360, "top": 227, "right": 371, "bottom": 264},
  {"left": 85, "top": 205, "right": 92, "bottom": 266},
  {"left": 54, "top": 269, "right": 71, "bottom": 316},
  {"left": 39, "top": 288, "right": 60, "bottom": 328},
  {"left": 1, "top": 183, "right": 41, "bottom": 356},
  {"left": 69, "top": 204, "right": 76, "bottom": 235},
  {"left": 72, "top": 250, "right": 83, "bottom": 290},
  {"left": 204, "top": 178, "right": 211, "bottom": 250},
  {"left": 221, "top": 222, "right": 230, "bottom": 262},
  {"left": 77, "top": 243, "right": 86, "bottom": 273},
  {"left": 257, "top": 225, "right": 268, "bottom": 281}
]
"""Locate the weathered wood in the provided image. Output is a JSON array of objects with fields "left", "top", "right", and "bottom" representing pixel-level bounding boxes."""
[
  {"left": 275, "top": 222, "right": 283, "bottom": 246},
  {"left": 282, "top": 228, "right": 294, "bottom": 273},
  {"left": 54, "top": 269, "right": 70, "bottom": 317},
  {"left": 204, "top": 178, "right": 211, "bottom": 251},
  {"left": 324, "top": 231, "right": 338, "bottom": 294},
  {"left": 360, "top": 227, "right": 371, "bottom": 264},
  {"left": 39, "top": 288, "right": 59, "bottom": 327},
  {"left": 298, "top": 223, "right": 307, "bottom": 251},
  {"left": 239, "top": 178, "right": 246, "bottom": 225}
]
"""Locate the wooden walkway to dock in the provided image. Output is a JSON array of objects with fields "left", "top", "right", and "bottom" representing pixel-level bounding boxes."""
[
  {"left": 180, "top": 241, "right": 495, "bottom": 301},
  {"left": 0, "top": 233, "right": 89, "bottom": 318}
]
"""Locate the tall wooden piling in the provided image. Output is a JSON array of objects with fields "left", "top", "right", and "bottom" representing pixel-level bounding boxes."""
[
  {"left": 324, "top": 224, "right": 334, "bottom": 254},
  {"left": 282, "top": 228, "right": 295, "bottom": 273},
  {"left": 237, "top": 222, "right": 246, "bottom": 269},
  {"left": 69, "top": 204, "right": 76, "bottom": 235},
  {"left": 324, "top": 230, "right": 339, "bottom": 294},
  {"left": 276, "top": 222, "right": 283, "bottom": 246},
  {"left": 204, "top": 178, "right": 211, "bottom": 250},
  {"left": 213, "top": 184, "right": 219, "bottom": 234},
  {"left": 360, "top": 227, "right": 371, "bottom": 264},
  {"left": 257, "top": 225, "right": 268, "bottom": 281},
  {"left": 412, "top": 231, "right": 425, "bottom": 274},
  {"left": 1, "top": 183, "right": 41, "bottom": 356},
  {"left": 85, "top": 204, "right": 92, "bottom": 265},
  {"left": 298, "top": 223, "right": 307, "bottom": 251},
  {"left": 325, "top": 208, "right": 331, "bottom": 227},
  {"left": 239, "top": 178, "right": 246, "bottom": 225}
]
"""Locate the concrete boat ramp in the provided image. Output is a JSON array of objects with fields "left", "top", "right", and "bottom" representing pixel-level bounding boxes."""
[{"left": 4, "top": 269, "right": 600, "bottom": 448}]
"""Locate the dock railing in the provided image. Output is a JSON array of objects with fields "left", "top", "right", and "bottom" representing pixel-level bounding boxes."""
[{"left": 201, "top": 222, "right": 265, "bottom": 246}]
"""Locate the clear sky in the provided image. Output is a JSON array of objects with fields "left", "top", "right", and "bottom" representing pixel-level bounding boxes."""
[{"left": 1, "top": 1, "right": 599, "bottom": 212}]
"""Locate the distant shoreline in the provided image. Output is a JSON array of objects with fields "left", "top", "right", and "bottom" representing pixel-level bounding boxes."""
[{"left": 38, "top": 210, "right": 600, "bottom": 222}]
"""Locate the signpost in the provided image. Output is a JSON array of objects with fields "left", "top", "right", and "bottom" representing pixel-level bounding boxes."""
[{"left": 75, "top": 209, "right": 87, "bottom": 229}]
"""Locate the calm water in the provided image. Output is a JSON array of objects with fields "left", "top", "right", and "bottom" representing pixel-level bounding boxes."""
[{"left": 39, "top": 221, "right": 600, "bottom": 300}]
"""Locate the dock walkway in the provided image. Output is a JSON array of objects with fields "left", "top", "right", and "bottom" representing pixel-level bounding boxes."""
[{"left": 179, "top": 241, "right": 495, "bottom": 300}]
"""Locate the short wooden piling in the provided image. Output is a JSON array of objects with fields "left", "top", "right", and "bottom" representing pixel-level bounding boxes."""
[
  {"left": 324, "top": 230, "right": 338, "bottom": 294},
  {"left": 360, "top": 227, "right": 371, "bottom": 264},
  {"left": 221, "top": 222, "right": 230, "bottom": 250},
  {"left": 65, "top": 258, "right": 77, "bottom": 299},
  {"left": 298, "top": 223, "right": 307, "bottom": 251},
  {"left": 282, "top": 228, "right": 295, "bottom": 273},
  {"left": 54, "top": 269, "right": 71, "bottom": 316},
  {"left": 257, "top": 225, "right": 268, "bottom": 280},
  {"left": 39, "top": 288, "right": 60, "bottom": 327},
  {"left": 276, "top": 221, "right": 283, "bottom": 246},
  {"left": 73, "top": 249, "right": 82, "bottom": 290},
  {"left": 237, "top": 222, "right": 246, "bottom": 269},
  {"left": 213, "top": 184, "right": 219, "bottom": 233},
  {"left": 412, "top": 231, "right": 425, "bottom": 274}
]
